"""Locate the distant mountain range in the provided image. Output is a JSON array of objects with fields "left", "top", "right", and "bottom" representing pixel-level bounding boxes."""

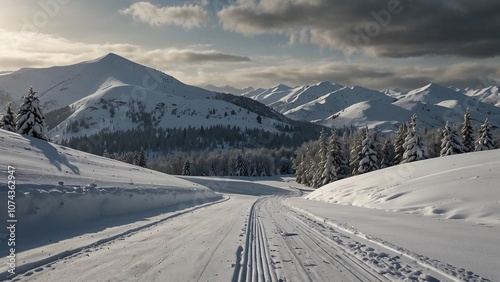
[{"left": 231, "top": 82, "right": 500, "bottom": 132}]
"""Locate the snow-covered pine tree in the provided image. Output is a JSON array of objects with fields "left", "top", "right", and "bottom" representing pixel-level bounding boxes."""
[
  {"left": 234, "top": 153, "right": 248, "bottom": 176},
  {"left": 401, "top": 115, "right": 429, "bottom": 163},
  {"left": 293, "top": 149, "right": 306, "bottom": 184},
  {"left": 16, "top": 87, "right": 49, "bottom": 140},
  {"left": 440, "top": 121, "right": 465, "bottom": 156},
  {"left": 314, "top": 129, "right": 328, "bottom": 188},
  {"left": 317, "top": 129, "right": 337, "bottom": 186},
  {"left": 461, "top": 109, "right": 475, "bottom": 153},
  {"left": 303, "top": 140, "right": 320, "bottom": 187},
  {"left": 349, "top": 128, "right": 367, "bottom": 176},
  {"left": 182, "top": 159, "right": 191, "bottom": 176},
  {"left": 139, "top": 147, "right": 147, "bottom": 168},
  {"left": 119, "top": 152, "right": 127, "bottom": 162},
  {"left": 1, "top": 104, "right": 16, "bottom": 132},
  {"left": 133, "top": 151, "right": 140, "bottom": 166},
  {"left": 329, "top": 128, "right": 350, "bottom": 180},
  {"left": 393, "top": 123, "right": 408, "bottom": 164},
  {"left": 358, "top": 129, "right": 380, "bottom": 174},
  {"left": 103, "top": 148, "right": 110, "bottom": 158},
  {"left": 380, "top": 139, "right": 395, "bottom": 168},
  {"left": 475, "top": 119, "right": 496, "bottom": 151}
]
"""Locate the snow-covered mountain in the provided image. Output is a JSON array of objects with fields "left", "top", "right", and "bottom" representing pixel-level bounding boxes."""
[
  {"left": 464, "top": 86, "right": 500, "bottom": 107},
  {"left": 244, "top": 82, "right": 500, "bottom": 131},
  {"left": 0, "top": 54, "right": 294, "bottom": 146},
  {"left": 203, "top": 84, "right": 256, "bottom": 95}
]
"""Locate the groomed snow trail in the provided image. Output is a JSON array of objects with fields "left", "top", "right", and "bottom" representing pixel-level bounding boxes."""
[
  {"left": 234, "top": 191, "right": 489, "bottom": 282},
  {"left": 235, "top": 192, "right": 387, "bottom": 282}
]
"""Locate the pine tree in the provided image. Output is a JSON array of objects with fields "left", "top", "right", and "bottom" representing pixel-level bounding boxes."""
[
  {"left": 133, "top": 151, "right": 140, "bottom": 166},
  {"left": 234, "top": 153, "right": 248, "bottom": 176},
  {"left": 461, "top": 109, "right": 475, "bottom": 153},
  {"left": 329, "top": 128, "right": 350, "bottom": 180},
  {"left": 440, "top": 121, "right": 465, "bottom": 156},
  {"left": 1, "top": 104, "right": 16, "bottom": 132},
  {"left": 393, "top": 123, "right": 408, "bottom": 164},
  {"left": 314, "top": 129, "right": 328, "bottom": 187},
  {"left": 475, "top": 119, "right": 495, "bottom": 151},
  {"left": 103, "top": 148, "right": 110, "bottom": 158},
  {"left": 380, "top": 139, "right": 395, "bottom": 168},
  {"left": 293, "top": 145, "right": 307, "bottom": 184},
  {"left": 139, "top": 147, "right": 147, "bottom": 168},
  {"left": 16, "top": 87, "right": 49, "bottom": 140},
  {"left": 402, "top": 115, "right": 429, "bottom": 163},
  {"left": 350, "top": 128, "right": 367, "bottom": 176},
  {"left": 182, "top": 159, "right": 191, "bottom": 176},
  {"left": 317, "top": 129, "right": 336, "bottom": 186},
  {"left": 358, "top": 129, "right": 380, "bottom": 174},
  {"left": 119, "top": 152, "right": 127, "bottom": 162}
]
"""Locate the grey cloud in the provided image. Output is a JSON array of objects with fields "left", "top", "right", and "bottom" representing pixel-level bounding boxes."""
[
  {"left": 219, "top": 0, "right": 500, "bottom": 58},
  {"left": 168, "top": 50, "right": 251, "bottom": 64},
  {"left": 140, "top": 50, "right": 251, "bottom": 66}
]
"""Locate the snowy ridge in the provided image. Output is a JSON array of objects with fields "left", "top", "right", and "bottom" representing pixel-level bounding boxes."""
[
  {"left": 244, "top": 81, "right": 500, "bottom": 131},
  {"left": 465, "top": 86, "right": 500, "bottom": 107}
]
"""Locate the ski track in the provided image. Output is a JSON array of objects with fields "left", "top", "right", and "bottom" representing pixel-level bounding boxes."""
[{"left": 235, "top": 191, "right": 490, "bottom": 282}]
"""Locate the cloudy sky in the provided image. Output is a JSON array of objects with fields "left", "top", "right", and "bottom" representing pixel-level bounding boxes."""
[{"left": 1, "top": 0, "right": 500, "bottom": 90}]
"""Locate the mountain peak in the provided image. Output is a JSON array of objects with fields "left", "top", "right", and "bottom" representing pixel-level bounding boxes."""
[
  {"left": 92, "top": 53, "right": 134, "bottom": 65},
  {"left": 272, "top": 83, "right": 292, "bottom": 90}
]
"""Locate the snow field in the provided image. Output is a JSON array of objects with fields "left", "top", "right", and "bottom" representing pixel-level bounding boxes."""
[{"left": 306, "top": 149, "right": 500, "bottom": 226}]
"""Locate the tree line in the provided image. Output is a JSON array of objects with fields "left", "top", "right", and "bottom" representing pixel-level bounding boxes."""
[{"left": 294, "top": 111, "right": 498, "bottom": 188}]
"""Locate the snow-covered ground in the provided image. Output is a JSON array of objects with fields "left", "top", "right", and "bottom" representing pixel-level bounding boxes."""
[
  {"left": 1, "top": 129, "right": 499, "bottom": 281},
  {"left": 306, "top": 150, "right": 500, "bottom": 226},
  {"left": 305, "top": 150, "right": 500, "bottom": 280}
]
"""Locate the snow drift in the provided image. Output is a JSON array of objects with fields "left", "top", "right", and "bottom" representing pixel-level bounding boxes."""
[
  {"left": 306, "top": 149, "right": 500, "bottom": 226},
  {"left": 0, "top": 129, "right": 221, "bottom": 229}
]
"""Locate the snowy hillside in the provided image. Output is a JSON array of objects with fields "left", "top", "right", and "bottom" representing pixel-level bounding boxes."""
[
  {"left": 244, "top": 82, "right": 500, "bottom": 131},
  {"left": 0, "top": 53, "right": 289, "bottom": 143},
  {"left": 0, "top": 129, "right": 221, "bottom": 229},
  {"left": 306, "top": 149, "right": 500, "bottom": 226}
]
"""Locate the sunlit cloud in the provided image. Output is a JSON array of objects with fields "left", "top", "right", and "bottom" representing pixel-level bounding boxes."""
[{"left": 120, "top": 2, "right": 209, "bottom": 29}]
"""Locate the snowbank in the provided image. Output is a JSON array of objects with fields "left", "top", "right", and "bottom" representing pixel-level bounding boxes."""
[
  {"left": 306, "top": 149, "right": 500, "bottom": 226},
  {"left": 0, "top": 130, "right": 221, "bottom": 230}
]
